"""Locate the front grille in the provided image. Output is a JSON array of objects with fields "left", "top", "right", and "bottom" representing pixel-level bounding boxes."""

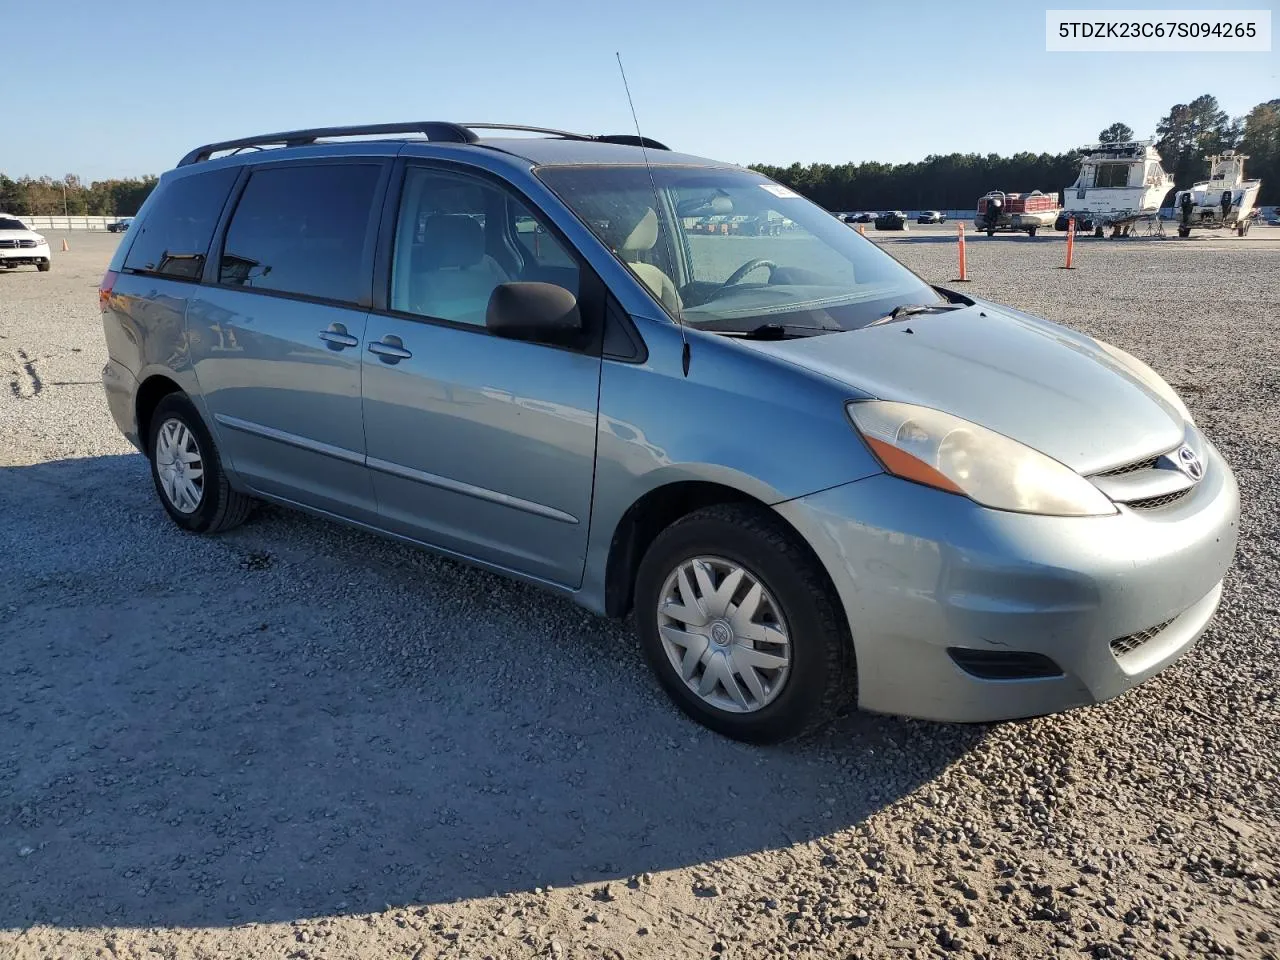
[
  {"left": 18, "top": 239, "right": 37, "bottom": 249},
  {"left": 0, "top": 239, "right": 18, "bottom": 249},
  {"left": 1125, "top": 488, "right": 1192, "bottom": 510},
  {"left": 1110, "top": 616, "right": 1177, "bottom": 657},
  {"left": 1096, "top": 456, "right": 1160, "bottom": 477}
]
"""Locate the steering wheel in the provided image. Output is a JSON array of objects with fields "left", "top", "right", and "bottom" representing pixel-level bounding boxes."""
[{"left": 720, "top": 258, "right": 778, "bottom": 290}]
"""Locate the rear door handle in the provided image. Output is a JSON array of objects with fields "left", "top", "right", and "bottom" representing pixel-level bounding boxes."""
[
  {"left": 319, "top": 323, "right": 359, "bottom": 350},
  {"left": 368, "top": 335, "right": 413, "bottom": 363}
]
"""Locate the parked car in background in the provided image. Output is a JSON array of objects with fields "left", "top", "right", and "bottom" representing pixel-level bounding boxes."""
[
  {"left": 108, "top": 217, "right": 135, "bottom": 233},
  {"left": 100, "top": 120, "right": 1238, "bottom": 744},
  {"left": 0, "top": 214, "right": 51, "bottom": 272},
  {"left": 917, "top": 210, "right": 946, "bottom": 224},
  {"left": 874, "top": 210, "right": 909, "bottom": 230},
  {"left": 853, "top": 211, "right": 876, "bottom": 223}
]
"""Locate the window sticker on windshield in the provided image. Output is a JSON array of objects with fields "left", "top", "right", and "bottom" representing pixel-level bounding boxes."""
[{"left": 759, "top": 184, "right": 800, "bottom": 199}]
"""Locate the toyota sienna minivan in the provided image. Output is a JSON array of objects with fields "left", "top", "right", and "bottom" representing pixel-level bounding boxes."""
[{"left": 99, "top": 122, "right": 1239, "bottom": 742}]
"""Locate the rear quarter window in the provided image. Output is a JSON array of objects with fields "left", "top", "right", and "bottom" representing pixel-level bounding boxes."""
[{"left": 122, "top": 168, "right": 237, "bottom": 280}]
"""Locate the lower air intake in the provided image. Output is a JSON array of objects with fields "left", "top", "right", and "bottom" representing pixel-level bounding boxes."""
[
  {"left": 1110, "top": 617, "right": 1176, "bottom": 658},
  {"left": 947, "top": 648, "right": 1065, "bottom": 680}
]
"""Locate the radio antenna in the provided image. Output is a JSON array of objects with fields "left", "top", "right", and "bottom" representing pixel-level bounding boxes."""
[{"left": 616, "top": 52, "right": 689, "bottom": 376}]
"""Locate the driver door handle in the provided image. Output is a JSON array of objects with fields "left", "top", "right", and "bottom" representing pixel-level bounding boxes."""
[
  {"left": 319, "top": 323, "right": 359, "bottom": 350},
  {"left": 368, "top": 335, "right": 413, "bottom": 363}
]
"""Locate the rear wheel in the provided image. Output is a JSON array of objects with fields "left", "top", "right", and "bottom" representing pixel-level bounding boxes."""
[
  {"left": 147, "top": 392, "right": 254, "bottom": 533},
  {"left": 634, "top": 504, "right": 852, "bottom": 743}
]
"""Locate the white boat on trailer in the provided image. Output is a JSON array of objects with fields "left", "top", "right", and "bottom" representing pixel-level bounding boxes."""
[
  {"left": 1059, "top": 140, "right": 1175, "bottom": 238},
  {"left": 1172, "top": 150, "right": 1262, "bottom": 237}
]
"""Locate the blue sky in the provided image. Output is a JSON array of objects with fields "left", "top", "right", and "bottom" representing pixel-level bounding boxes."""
[{"left": 4, "top": 0, "right": 1275, "bottom": 181}]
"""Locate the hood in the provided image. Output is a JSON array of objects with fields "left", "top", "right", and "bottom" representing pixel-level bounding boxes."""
[
  {"left": 747, "top": 303, "right": 1184, "bottom": 474},
  {"left": 0, "top": 227, "right": 46, "bottom": 243}
]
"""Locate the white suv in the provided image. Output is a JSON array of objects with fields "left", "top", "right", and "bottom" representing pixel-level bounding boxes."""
[{"left": 0, "top": 214, "right": 52, "bottom": 272}]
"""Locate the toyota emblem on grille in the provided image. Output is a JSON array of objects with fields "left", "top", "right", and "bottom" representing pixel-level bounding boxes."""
[{"left": 1176, "top": 445, "right": 1205, "bottom": 481}]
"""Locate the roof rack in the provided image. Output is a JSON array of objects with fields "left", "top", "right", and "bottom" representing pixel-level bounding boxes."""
[
  {"left": 462, "top": 123, "right": 670, "bottom": 150},
  {"left": 177, "top": 122, "right": 477, "bottom": 166},
  {"left": 177, "top": 121, "right": 669, "bottom": 166}
]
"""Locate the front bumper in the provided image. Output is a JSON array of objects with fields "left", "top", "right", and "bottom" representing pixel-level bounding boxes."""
[
  {"left": 776, "top": 437, "right": 1239, "bottom": 723},
  {"left": 0, "top": 245, "right": 50, "bottom": 266}
]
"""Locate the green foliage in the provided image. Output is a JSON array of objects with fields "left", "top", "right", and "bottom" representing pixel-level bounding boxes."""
[
  {"left": 1238, "top": 100, "right": 1280, "bottom": 206},
  {"left": 1155, "top": 94, "right": 1236, "bottom": 191},
  {"left": 0, "top": 174, "right": 158, "bottom": 217},
  {"left": 750, "top": 151, "right": 1084, "bottom": 212},
  {"left": 1098, "top": 122, "right": 1135, "bottom": 144}
]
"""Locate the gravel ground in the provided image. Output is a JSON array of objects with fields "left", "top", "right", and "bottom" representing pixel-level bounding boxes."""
[{"left": 2, "top": 230, "right": 1277, "bottom": 960}]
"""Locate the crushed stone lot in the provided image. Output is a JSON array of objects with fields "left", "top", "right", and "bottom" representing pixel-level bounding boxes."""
[{"left": 1, "top": 229, "right": 1278, "bottom": 960}]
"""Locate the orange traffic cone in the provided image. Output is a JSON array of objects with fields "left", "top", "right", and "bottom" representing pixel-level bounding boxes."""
[{"left": 61, "top": 238, "right": 69, "bottom": 252}]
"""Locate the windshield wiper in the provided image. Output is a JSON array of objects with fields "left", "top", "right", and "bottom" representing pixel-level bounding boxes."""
[
  {"left": 866, "top": 302, "right": 966, "bottom": 327},
  {"left": 727, "top": 322, "right": 840, "bottom": 340}
]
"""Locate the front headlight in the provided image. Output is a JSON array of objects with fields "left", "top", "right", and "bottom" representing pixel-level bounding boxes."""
[
  {"left": 33, "top": 235, "right": 47, "bottom": 245},
  {"left": 1093, "top": 339, "right": 1193, "bottom": 425},
  {"left": 847, "top": 400, "right": 1116, "bottom": 517}
]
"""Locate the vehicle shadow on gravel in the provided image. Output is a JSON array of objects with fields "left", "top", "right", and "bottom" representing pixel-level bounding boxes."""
[{"left": 0, "top": 455, "right": 986, "bottom": 931}]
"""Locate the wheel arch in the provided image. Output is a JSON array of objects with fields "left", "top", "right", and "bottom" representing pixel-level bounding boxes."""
[
  {"left": 602, "top": 480, "right": 843, "bottom": 625},
  {"left": 134, "top": 373, "right": 185, "bottom": 455}
]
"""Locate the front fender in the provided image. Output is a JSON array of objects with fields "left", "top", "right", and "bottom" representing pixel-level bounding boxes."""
[{"left": 578, "top": 320, "right": 883, "bottom": 613}]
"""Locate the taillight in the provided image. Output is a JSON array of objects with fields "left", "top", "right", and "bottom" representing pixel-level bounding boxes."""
[{"left": 99, "top": 270, "right": 117, "bottom": 312}]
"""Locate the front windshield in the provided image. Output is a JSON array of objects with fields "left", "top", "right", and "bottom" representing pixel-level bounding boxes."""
[
  {"left": 0, "top": 217, "right": 27, "bottom": 231},
  {"left": 536, "top": 164, "right": 941, "bottom": 334}
]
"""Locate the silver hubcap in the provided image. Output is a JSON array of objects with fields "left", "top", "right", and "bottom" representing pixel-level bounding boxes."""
[
  {"left": 155, "top": 418, "right": 204, "bottom": 514},
  {"left": 657, "top": 556, "right": 791, "bottom": 714}
]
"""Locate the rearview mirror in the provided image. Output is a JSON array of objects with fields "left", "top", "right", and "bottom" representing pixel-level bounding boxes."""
[
  {"left": 676, "top": 194, "right": 733, "bottom": 217},
  {"left": 486, "top": 282, "right": 582, "bottom": 345}
]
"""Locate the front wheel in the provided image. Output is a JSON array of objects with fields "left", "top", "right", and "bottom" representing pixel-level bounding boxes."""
[
  {"left": 634, "top": 504, "right": 852, "bottom": 743},
  {"left": 37, "top": 261, "right": 51, "bottom": 272},
  {"left": 148, "top": 392, "right": 254, "bottom": 533}
]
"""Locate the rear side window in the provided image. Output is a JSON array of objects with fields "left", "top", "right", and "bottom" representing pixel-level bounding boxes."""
[
  {"left": 122, "top": 168, "right": 236, "bottom": 280},
  {"left": 218, "top": 164, "right": 381, "bottom": 305}
]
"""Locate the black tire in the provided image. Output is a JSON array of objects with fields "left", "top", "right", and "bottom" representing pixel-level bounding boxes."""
[
  {"left": 634, "top": 504, "right": 852, "bottom": 743},
  {"left": 37, "top": 262, "right": 51, "bottom": 272},
  {"left": 1026, "top": 227, "right": 1037, "bottom": 237},
  {"left": 147, "top": 392, "right": 254, "bottom": 534}
]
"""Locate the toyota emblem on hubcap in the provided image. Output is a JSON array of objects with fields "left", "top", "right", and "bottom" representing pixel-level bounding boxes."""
[{"left": 1176, "top": 445, "right": 1205, "bottom": 481}]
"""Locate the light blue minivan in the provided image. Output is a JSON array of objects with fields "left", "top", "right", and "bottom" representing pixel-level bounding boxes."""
[{"left": 100, "top": 122, "right": 1238, "bottom": 742}]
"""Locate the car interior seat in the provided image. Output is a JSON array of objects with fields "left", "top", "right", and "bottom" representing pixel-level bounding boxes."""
[
  {"left": 410, "top": 214, "right": 511, "bottom": 325},
  {"left": 606, "top": 207, "right": 682, "bottom": 314}
]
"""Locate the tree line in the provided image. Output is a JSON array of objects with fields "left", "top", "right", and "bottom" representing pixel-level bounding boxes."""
[
  {"left": 0, "top": 174, "right": 157, "bottom": 218},
  {"left": 750, "top": 94, "right": 1279, "bottom": 212},
  {"left": 2, "top": 94, "right": 1276, "bottom": 219}
]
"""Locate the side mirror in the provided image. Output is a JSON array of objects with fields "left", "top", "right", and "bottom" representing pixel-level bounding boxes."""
[{"left": 486, "top": 282, "right": 582, "bottom": 345}]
